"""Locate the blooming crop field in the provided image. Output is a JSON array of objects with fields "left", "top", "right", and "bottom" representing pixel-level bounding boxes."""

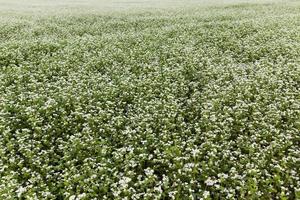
[{"left": 0, "top": 0, "right": 299, "bottom": 199}]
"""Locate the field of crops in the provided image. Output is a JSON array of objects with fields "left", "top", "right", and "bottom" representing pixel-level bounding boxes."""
[{"left": 0, "top": 0, "right": 300, "bottom": 199}]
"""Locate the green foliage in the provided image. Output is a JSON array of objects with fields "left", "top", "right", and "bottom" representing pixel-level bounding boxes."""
[{"left": 0, "top": 0, "right": 300, "bottom": 199}]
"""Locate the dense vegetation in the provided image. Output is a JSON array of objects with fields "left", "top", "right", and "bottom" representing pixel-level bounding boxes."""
[{"left": 0, "top": 0, "right": 299, "bottom": 199}]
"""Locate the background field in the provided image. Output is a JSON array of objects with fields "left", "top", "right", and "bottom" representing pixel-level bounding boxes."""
[{"left": 0, "top": 0, "right": 299, "bottom": 199}]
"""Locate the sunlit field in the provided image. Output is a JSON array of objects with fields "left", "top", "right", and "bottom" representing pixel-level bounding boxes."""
[{"left": 0, "top": 0, "right": 299, "bottom": 199}]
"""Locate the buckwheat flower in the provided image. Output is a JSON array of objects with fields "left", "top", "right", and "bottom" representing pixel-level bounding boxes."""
[
  {"left": 154, "top": 185, "right": 162, "bottom": 193},
  {"left": 69, "top": 195, "right": 76, "bottom": 200},
  {"left": 119, "top": 176, "right": 132, "bottom": 189},
  {"left": 144, "top": 168, "right": 154, "bottom": 176},
  {"left": 168, "top": 191, "right": 177, "bottom": 200},
  {"left": 112, "top": 190, "right": 121, "bottom": 197},
  {"left": 191, "top": 149, "right": 200, "bottom": 157},
  {"left": 205, "top": 177, "right": 216, "bottom": 186},
  {"left": 42, "top": 191, "right": 51, "bottom": 197},
  {"left": 78, "top": 193, "right": 87, "bottom": 199},
  {"left": 141, "top": 140, "right": 147, "bottom": 145},
  {"left": 16, "top": 186, "right": 27, "bottom": 198},
  {"left": 185, "top": 163, "right": 195, "bottom": 168},
  {"left": 203, "top": 191, "right": 210, "bottom": 198},
  {"left": 129, "top": 160, "right": 138, "bottom": 168}
]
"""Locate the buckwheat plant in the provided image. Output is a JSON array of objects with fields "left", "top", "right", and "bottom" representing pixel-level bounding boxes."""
[{"left": 0, "top": 0, "right": 299, "bottom": 199}]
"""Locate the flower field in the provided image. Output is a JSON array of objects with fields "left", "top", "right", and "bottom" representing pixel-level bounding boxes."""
[{"left": 0, "top": 0, "right": 299, "bottom": 199}]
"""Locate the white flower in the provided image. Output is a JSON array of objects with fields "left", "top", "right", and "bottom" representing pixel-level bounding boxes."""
[
  {"left": 168, "top": 191, "right": 178, "bottom": 200},
  {"left": 16, "top": 186, "right": 27, "bottom": 198},
  {"left": 203, "top": 191, "right": 210, "bottom": 198},
  {"left": 144, "top": 168, "right": 154, "bottom": 176},
  {"left": 78, "top": 193, "right": 87, "bottom": 199},
  {"left": 154, "top": 185, "right": 162, "bottom": 193},
  {"left": 119, "top": 176, "right": 132, "bottom": 189},
  {"left": 69, "top": 195, "right": 76, "bottom": 200},
  {"left": 205, "top": 177, "right": 216, "bottom": 186}
]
